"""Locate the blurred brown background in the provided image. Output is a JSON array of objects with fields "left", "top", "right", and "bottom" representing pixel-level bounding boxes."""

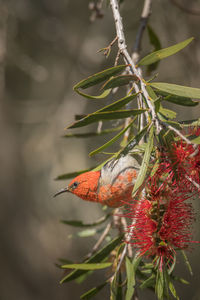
[{"left": 1, "top": 0, "right": 200, "bottom": 299}]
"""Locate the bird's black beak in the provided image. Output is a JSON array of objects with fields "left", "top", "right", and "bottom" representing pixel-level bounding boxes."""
[{"left": 53, "top": 187, "right": 69, "bottom": 198}]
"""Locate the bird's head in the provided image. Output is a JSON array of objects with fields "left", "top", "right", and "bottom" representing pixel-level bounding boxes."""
[{"left": 54, "top": 171, "right": 101, "bottom": 203}]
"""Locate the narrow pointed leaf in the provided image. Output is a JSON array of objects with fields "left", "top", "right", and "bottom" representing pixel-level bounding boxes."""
[
  {"left": 102, "top": 74, "right": 138, "bottom": 90},
  {"left": 172, "top": 275, "right": 189, "bottom": 285},
  {"left": 67, "top": 109, "right": 146, "bottom": 129},
  {"left": 61, "top": 263, "right": 112, "bottom": 270},
  {"left": 146, "top": 85, "right": 158, "bottom": 101},
  {"left": 99, "top": 92, "right": 138, "bottom": 112},
  {"left": 125, "top": 252, "right": 142, "bottom": 299},
  {"left": 76, "top": 228, "right": 97, "bottom": 237},
  {"left": 190, "top": 135, "right": 200, "bottom": 144},
  {"left": 159, "top": 92, "right": 199, "bottom": 106},
  {"left": 120, "top": 123, "right": 150, "bottom": 156},
  {"left": 140, "top": 274, "right": 156, "bottom": 289},
  {"left": 55, "top": 167, "right": 94, "bottom": 180},
  {"left": 181, "top": 250, "right": 193, "bottom": 276},
  {"left": 92, "top": 155, "right": 116, "bottom": 172},
  {"left": 89, "top": 119, "right": 134, "bottom": 156},
  {"left": 74, "top": 65, "right": 128, "bottom": 90},
  {"left": 155, "top": 269, "right": 164, "bottom": 300},
  {"left": 169, "top": 281, "right": 179, "bottom": 299},
  {"left": 63, "top": 126, "right": 123, "bottom": 138},
  {"left": 60, "top": 235, "right": 123, "bottom": 283},
  {"left": 158, "top": 105, "right": 177, "bottom": 120},
  {"left": 125, "top": 257, "right": 135, "bottom": 300},
  {"left": 61, "top": 214, "right": 110, "bottom": 227},
  {"left": 132, "top": 126, "right": 154, "bottom": 196},
  {"left": 80, "top": 282, "right": 108, "bottom": 299},
  {"left": 181, "top": 118, "right": 200, "bottom": 126},
  {"left": 75, "top": 88, "right": 111, "bottom": 99},
  {"left": 111, "top": 271, "right": 123, "bottom": 300},
  {"left": 66, "top": 92, "right": 138, "bottom": 129},
  {"left": 164, "top": 120, "right": 182, "bottom": 130},
  {"left": 139, "top": 37, "right": 193, "bottom": 66},
  {"left": 150, "top": 82, "right": 200, "bottom": 99}
]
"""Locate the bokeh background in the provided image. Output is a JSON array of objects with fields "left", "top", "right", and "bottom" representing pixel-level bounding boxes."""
[{"left": 1, "top": 0, "right": 200, "bottom": 299}]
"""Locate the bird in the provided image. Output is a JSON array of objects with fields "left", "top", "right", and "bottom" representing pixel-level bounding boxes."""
[{"left": 54, "top": 154, "right": 141, "bottom": 207}]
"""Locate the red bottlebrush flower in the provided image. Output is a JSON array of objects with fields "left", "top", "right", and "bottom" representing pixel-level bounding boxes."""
[
  {"left": 126, "top": 176, "right": 195, "bottom": 270},
  {"left": 170, "top": 140, "right": 200, "bottom": 192},
  {"left": 156, "top": 127, "right": 200, "bottom": 193}
]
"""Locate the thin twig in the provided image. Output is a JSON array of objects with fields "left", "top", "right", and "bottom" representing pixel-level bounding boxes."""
[
  {"left": 110, "top": 0, "right": 162, "bottom": 134},
  {"left": 132, "top": 0, "right": 152, "bottom": 61},
  {"left": 185, "top": 175, "right": 200, "bottom": 191},
  {"left": 85, "top": 221, "right": 112, "bottom": 259},
  {"left": 121, "top": 216, "right": 133, "bottom": 257},
  {"left": 165, "top": 123, "right": 199, "bottom": 150}
]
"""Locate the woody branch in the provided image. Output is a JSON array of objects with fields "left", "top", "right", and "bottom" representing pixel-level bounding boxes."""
[
  {"left": 110, "top": 0, "right": 162, "bottom": 134},
  {"left": 110, "top": 0, "right": 200, "bottom": 155}
]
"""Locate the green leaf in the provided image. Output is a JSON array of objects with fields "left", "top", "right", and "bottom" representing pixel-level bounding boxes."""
[
  {"left": 150, "top": 82, "right": 200, "bottom": 99},
  {"left": 169, "top": 281, "right": 179, "bottom": 300},
  {"left": 132, "top": 126, "right": 154, "bottom": 196},
  {"left": 190, "top": 135, "right": 200, "bottom": 144},
  {"left": 180, "top": 118, "right": 200, "bottom": 127},
  {"left": 150, "top": 159, "right": 160, "bottom": 177},
  {"left": 100, "top": 93, "right": 138, "bottom": 112},
  {"left": 102, "top": 74, "right": 138, "bottom": 90},
  {"left": 67, "top": 109, "right": 146, "bottom": 129},
  {"left": 76, "top": 228, "right": 97, "bottom": 237},
  {"left": 55, "top": 167, "right": 94, "bottom": 180},
  {"left": 158, "top": 128, "right": 175, "bottom": 149},
  {"left": 111, "top": 272, "right": 123, "bottom": 300},
  {"left": 66, "top": 92, "right": 138, "bottom": 129},
  {"left": 155, "top": 269, "right": 164, "bottom": 300},
  {"left": 146, "top": 85, "right": 158, "bottom": 101},
  {"left": 140, "top": 274, "right": 156, "bottom": 290},
  {"left": 139, "top": 37, "right": 194, "bottom": 66},
  {"left": 172, "top": 275, "right": 189, "bottom": 285},
  {"left": 74, "top": 65, "right": 128, "bottom": 90},
  {"left": 61, "top": 214, "right": 110, "bottom": 227},
  {"left": 164, "top": 120, "right": 182, "bottom": 130},
  {"left": 161, "top": 93, "right": 198, "bottom": 107},
  {"left": 61, "top": 262, "right": 112, "bottom": 270},
  {"left": 80, "top": 282, "right": 108, "bottom": 299},
  {"left": 125, "top": 257, "right": 136, "bottom": 300},
  {"left": 60, "top": 235, "right": 123, "bottom": 283},
  {"left": 158, "top": 105, "right": 177, "bottom": 120},
  {"left": 181, "top": 250, "right": 193, "bottom": 276},
  {"left": 92, "top": 155, "right": 116, "bottom": 172},
  {"left": 125, "top": 251, "right": 142, "bottom": 299},
  {"left": 63, "top": 126, "right": 123, "bottom": 138},
  {"left": 75, "top": 88, "right": 111, "bottom": 100},
  {"left": 125, "top": 257, "right": 135, "bottom": 300},
  {"left": 89, "top": 119, "right": 135, "bottom": 156},
  {"left": 75, "top": 271, "right": 93, "bottom": 284},
  {"left": 120, "top": 123, "right": 150, "bottom": 156}
]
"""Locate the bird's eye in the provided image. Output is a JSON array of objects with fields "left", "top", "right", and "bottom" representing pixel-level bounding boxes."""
[{"left": 72, "top": 181, "right": 79, "bottom": 189}]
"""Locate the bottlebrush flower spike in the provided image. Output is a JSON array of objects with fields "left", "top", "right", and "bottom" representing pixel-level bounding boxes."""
[
  {"left": 126, "top": 176, "right": 195, "bottom": 270},
  {"left": 170, "top": 127, "right": 200, "bottom": 191},
  {"left": 155, "top": 127, "right": 200, "bottom": 193}
]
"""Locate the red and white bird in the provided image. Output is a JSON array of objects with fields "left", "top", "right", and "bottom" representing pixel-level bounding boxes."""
[{"left": 54, "top": 155, "right": 140, "bottom": 207}]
